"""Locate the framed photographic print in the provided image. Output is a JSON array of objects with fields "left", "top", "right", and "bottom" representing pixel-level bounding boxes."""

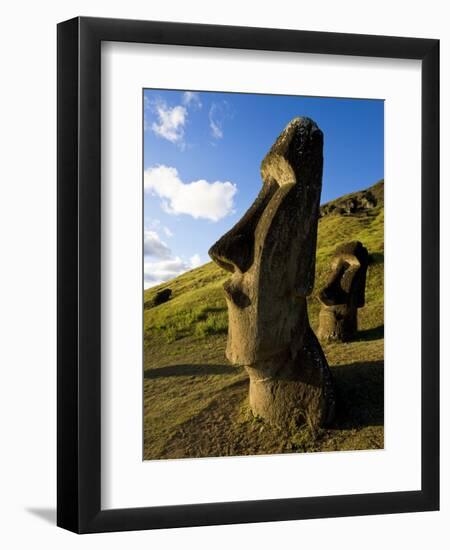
[{"left": 57, "top": 17, "right": 439, "bottom": 533}]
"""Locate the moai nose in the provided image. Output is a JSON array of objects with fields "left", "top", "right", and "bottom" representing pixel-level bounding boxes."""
[{"left": 208, "top": 180, "right": 278, "bottom": 273}]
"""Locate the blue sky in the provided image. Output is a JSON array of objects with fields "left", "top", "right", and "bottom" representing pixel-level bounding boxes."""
[{"left": 143, "top": 89, "right": 384, "bottom": 288}]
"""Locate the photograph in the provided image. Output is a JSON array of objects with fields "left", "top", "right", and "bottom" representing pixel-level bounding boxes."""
[{"left": 142, "top": 89, "right": 384, "bottom": 460}]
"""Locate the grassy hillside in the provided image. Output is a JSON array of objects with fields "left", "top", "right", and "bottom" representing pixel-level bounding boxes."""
[{"left": 143, "top": 180, "right": 384, "bottom": 459}]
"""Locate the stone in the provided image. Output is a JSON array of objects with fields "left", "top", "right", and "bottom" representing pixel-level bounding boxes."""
[
  {"left": 317, "top": 241, "right": 369, "bottom": 342},
  {"left": 320, "top": 189, "right": 378, "bottom": 218},
  {"left": 151, "top": 288, "right": 172, "bottom": 307},
  {"left": 209, "top": 117, "right": 335, "bottom": 430}
]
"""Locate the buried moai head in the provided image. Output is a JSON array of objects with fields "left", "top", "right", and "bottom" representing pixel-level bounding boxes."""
[
  {"left": 317, "top": 241, "right": 369, "bottom": 342},
  {"left": 209, "top": 117, "right": 335, "bottom": 429}
]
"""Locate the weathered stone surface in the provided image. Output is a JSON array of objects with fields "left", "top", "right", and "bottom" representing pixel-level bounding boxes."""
[
  {"left": 209, "top": 117, "right": 335, "bottom": 429},
  {"left": 317, "top": 241, "right": 369, "bottom": 342}
]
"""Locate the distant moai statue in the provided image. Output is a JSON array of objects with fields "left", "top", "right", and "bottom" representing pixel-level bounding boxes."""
[
  {"left": 209, "top": 117, "right": 335, "bottom": 430},
  {"left": 317, "top": 241, "right": 369, "bottom": 342}
]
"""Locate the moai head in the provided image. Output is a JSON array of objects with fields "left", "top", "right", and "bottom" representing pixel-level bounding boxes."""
[
  {"left": 317, "top": 241, "right": 369, "bottom": 342},
  {"left": 209, "top": 117, "right": 324, "bottom": 366},
  {"left": 319, "top": 241, "right": 369, "bottom": 310}
]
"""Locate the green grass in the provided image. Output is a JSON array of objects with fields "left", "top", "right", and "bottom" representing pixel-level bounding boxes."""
[{"left": 143, "top": 180, "right": 384, "bottom": 459}]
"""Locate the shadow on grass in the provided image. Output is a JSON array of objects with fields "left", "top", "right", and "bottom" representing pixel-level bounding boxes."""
[
  {"left": 144, "top": 363, "right": 237, "bottom": 379},
  {"left": 331, "top": 359, "right": 384, "bottom": 429},
  {"left": 356, "top": 324, "right": 384, "bottom": 341}
]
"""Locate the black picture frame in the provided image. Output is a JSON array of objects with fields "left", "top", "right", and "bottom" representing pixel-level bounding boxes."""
[{"left": 57, "top": 16, "right": 439, "bottom": 533}]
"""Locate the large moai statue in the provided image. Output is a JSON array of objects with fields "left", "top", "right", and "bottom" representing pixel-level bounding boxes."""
[
  {"left": 317, "top": 241, "right": 369, "bottom": 342},
  {"left": 209, "top": 117, "right": 335, "bottom": 430}
]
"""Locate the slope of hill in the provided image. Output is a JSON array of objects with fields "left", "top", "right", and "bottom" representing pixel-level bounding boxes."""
[{"left": 143, "top": 180, "right": 384, "bottom": 459}]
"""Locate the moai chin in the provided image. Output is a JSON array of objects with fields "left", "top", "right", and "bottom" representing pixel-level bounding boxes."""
[
  {"left": 209, "top": 117, "right": 335, "bottom": 430},
  {"left": 317, "top": 241, "right": 369, "bottom": 342}
]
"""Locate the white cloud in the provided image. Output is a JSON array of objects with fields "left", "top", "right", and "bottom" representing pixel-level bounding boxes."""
[
  {"left": 210, "top": 119, "right": 223, "bottom": 139},
  {"left": 190, "top": 254, "right": 202, "bottom": 268},
  {"left": 144, "top": 257, "right": 188, "bottom": 287},
  {"left": 182, "top": 91, "right": 202, "bottom": 109},
  {"left": 145, "top": 92, "right": 202, "bottom": 147},
  {"left": 143, "top": 230, "right": 172, "bottom": 259},
  {"left": 144, "top": 255, "right": 203, "bottom": 289},
  {"left": 143, "top": 228, "right": 203, "bottom": 288},
  {"left": 144, "top": 165, "right": 237, "bottom": 222},
  {"left": 151, "top": 101, "right": 187, "bottom": 145},
  {"left": 163, "top": 226, "right": 174, "bottom": 238},
  {"left": 209, "top": 101, "right": 232, "bottom": 139}
]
